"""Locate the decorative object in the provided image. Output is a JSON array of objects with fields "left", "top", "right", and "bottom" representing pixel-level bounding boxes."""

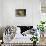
[
  {"left": 16, "top": 9, "right": 26, "bottom": 17},
  {"left": 37, "top": 21, "right": 46, "bottom": 37},
  {"left": 17, "top": 26, "right": 33, "bottom": 34},
  {"left": 3, "top": 26, "right": 16, "bottom": 43}
]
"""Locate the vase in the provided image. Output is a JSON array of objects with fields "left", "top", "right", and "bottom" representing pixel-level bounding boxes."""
[
  {"left": 33, "top": 41, "right": 36, "bottom": 46},
  {"left": 40, "top": 32, "right": 44, "bottom": 38}
]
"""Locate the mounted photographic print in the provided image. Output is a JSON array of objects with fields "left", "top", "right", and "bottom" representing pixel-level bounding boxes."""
[{"left": 16, "top": 9, "right": 26, "bottom": 17}]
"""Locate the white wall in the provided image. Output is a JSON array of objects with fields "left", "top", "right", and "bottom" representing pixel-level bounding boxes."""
[
  {"left": 1, "top": 0, "right": 41, "bottom": 27},
  {"left": 32, "top": 0, "right": 41, "bottom": 27},
  {"left": 0, "top": 0, "right": 3, "bottom": 26}
]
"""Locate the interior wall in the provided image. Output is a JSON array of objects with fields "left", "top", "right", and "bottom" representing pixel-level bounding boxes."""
[
  {"left": 0, "top": 0, "right": 2, "bottom": 26},
  {"left": 2, "top": 0, "right": 41, "bottom": 27},
  {"left": 32, "top": 0, "right": 41, "bottom": 27}
]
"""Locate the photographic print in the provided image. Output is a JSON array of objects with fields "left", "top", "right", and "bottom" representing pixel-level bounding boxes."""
[{"left": 16, "top": 9, "right": 26, "bottom": 17}]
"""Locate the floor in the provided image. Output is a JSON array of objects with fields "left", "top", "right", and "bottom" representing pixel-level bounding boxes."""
[{"left": 40, "top": 37, "right": 46, "bottom": 45}]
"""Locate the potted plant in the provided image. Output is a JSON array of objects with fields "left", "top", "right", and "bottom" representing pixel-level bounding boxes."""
[
  {"left": 37, "top": 21, "right": 45, "bottom": 37},
  {"left": 31, "top": 35, "right": 38, "bottom": 46}
]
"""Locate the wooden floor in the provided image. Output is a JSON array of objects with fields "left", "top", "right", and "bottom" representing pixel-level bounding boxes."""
[{"left": 39, "top": 37, "right": 46, "bottom": 45}]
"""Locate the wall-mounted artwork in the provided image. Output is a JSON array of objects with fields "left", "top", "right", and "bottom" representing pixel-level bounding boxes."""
[{"left": 16, "top": 9, "right": 26, "bottom": 17}]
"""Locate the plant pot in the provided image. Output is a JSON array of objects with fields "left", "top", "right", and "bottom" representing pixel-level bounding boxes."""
[
  {"left": 40, "top": 32, "right": 44, "bottom": 37},
  {"left": 33, "top": 41, "right": 36, "bottom": 46}
]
